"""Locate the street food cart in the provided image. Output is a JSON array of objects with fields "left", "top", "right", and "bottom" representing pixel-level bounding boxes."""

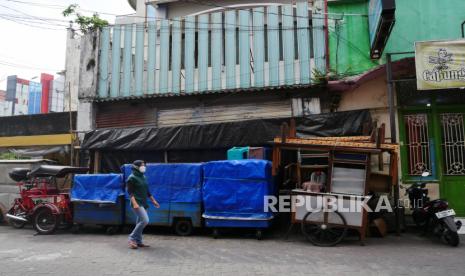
[{"left": 272, "top": 121, "right": 399, "bottom": 246}]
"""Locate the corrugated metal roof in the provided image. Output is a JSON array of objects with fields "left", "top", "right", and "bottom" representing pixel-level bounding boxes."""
[
  {"left": 327, "top": 57, "right": 415, "bottom": 92},
  {"left": 92, "top": 84, "right": 320, "bottom": 103}
]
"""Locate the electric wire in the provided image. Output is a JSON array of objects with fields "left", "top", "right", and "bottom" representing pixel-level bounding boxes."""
[
  {"left": 0, "top": 59, "right": 61, "bottom": 71},
  {"left": 0, "top": 0, "right": 367, "bottom": 26},
  {"left": 0, "top": 2, "right": 67, "bottom": 26}
]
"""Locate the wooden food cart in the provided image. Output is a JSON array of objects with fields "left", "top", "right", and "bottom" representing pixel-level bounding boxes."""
[{"left": 272, "top": 123, "right": 399, "bottom": 246}]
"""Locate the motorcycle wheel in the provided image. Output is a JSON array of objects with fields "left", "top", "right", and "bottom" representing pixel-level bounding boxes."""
[
  {"left": 444, "top": 230, "right": 459, "bottom": 247},
  {"left": 7, "top": 206, "right": 26, "bottom": 229},
  {"left": 412, "top": 211, "right": 427, "bottom": 228},
  {"left": 33, "top": 208, "right": 59, "bottom": 235}
]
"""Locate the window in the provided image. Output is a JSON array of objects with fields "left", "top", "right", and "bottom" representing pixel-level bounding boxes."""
[
  {"left": 404, "top": 114, "right": 431, "bottom": 175},
  {"left": 440, "top": 113, "right": 465, "bottom": 175}
]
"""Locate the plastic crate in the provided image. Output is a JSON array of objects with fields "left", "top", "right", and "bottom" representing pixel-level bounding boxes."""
[{"left": 227, "top": 147, "right": 249, "bottom": 160}]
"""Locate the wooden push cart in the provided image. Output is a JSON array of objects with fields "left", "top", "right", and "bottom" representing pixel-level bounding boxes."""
[
  {"left": 272, "top": 122, "right": 400, "bottom": 246},
  {"left": 292, "top": 190, "right": 371, "bottom": 246}
]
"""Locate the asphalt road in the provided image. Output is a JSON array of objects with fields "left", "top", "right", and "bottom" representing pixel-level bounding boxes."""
[{"left": 0, "top": 225, "right": 464, "bottom": 276}]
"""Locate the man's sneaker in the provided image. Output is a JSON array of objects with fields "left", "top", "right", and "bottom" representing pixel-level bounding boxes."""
[{"left": 137, "top": 243, "right": 150, "bottom": 248}]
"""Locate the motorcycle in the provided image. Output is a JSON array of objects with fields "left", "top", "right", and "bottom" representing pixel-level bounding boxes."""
[{"left": 406, "top": 172, "right": 462, "bottom": 246}]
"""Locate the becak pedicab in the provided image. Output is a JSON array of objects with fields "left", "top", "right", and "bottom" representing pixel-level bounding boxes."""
[{"left": 6, "top": 165, "right": 88, "bottom": 234}]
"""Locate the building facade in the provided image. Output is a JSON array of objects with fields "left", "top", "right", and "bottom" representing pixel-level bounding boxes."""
[
  {"left": 74, "top": 0, "right": 465, "bottom": 215},
  {"left": 76, "top": 0, "right": 342, "bottom": 170},
  {"left": 326, "top": 0, "right": 465, "bottom": 216},
  {"left": 0, "top": 90, "right": 13, "bottom": 117},
  {"left": 1, "top": 73, "right": 68, "bottom": 117}
]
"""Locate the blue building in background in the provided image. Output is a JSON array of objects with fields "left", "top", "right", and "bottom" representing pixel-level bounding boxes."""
[{"left": 28, "top": 81, "right": 42, "bottom": 115}]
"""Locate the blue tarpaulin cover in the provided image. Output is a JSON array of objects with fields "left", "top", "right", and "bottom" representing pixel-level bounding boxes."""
[
  {"left": 121, "top": 163, "right": 203, "bottom": 203},
  {"left": 71, "top": 174, "right": 124, "bottom": 204},
  {"left": 202, "top": 160, "right": 274, "bottom": 220}
]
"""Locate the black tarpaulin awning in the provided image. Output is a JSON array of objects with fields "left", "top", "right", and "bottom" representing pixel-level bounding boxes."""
[{"left": 81, "top": 109, "right": 372, "bottom": 151}]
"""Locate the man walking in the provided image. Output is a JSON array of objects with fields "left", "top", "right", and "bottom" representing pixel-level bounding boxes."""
[{"left": 127, "top": 160, "right": 160, "bottom": 249}]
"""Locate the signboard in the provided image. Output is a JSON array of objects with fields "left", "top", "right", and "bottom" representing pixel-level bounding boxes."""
[
  {"left": 415, "top": 40, "right": 465, "bottom": 90},
  {"left": 368, "top": 0, "right": 396, "bottom": 59}
]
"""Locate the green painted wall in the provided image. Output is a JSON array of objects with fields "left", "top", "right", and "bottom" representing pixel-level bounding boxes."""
[
  {"left": 328, "top": 0, "right": 465, "bottom": 76},
  {"left": 328, "top": 1, "right": 378, "bottom": 76}
]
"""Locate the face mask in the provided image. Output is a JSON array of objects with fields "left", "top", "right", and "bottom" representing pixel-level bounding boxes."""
[{"left": 139, "top": 166, "right": 146, "bottom": 173}]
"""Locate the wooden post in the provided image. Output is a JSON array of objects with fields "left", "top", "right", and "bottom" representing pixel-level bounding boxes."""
[
  {"left": 289, "top": 119, "right": 296, "bottom": 138},
  {"left": 272, "top": 145, "right": 281, "bottom": 176},
  {"left": 378, "top": 124, "right": 386, "bottom": 171},
  {"left": 370, "top": 121, "right": 377, "bottom": 142},
  {"left": 280, "top": 122, "right": 289, "bottom": 144},
  {"left": 93, "top": 151, "right": 101, "bottom": 173},
  {"left": 390, "top": 151, "right": 400, "bottom": 234}
]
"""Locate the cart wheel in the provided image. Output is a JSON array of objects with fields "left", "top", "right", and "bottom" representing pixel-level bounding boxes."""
[
  {"left": 33, "top": 208, "right": 59, "bottom": 235},
  {"left": 212, "top": 228, "right": 219, "bottom": 239},
  {"left": 7, "top": 206, "right": 26, "bottom": 229},
  {"left": 256, "top": 230, "right": 263, "bottom": 240},
  {"left": 174, "top": 219, "right": 193, "bottom": 236},
  {"left": 105, "top": 226, "right": 118, "bottom": 235},
  {"left": 301, "top": 210, "right": 347, "bottom": 247}
]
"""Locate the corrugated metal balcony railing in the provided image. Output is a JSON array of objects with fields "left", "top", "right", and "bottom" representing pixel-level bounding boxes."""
[{"left": 97, "top": 1, "right": 326, "bottom": 99}]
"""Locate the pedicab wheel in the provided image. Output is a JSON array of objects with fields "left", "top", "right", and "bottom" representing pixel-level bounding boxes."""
[
  {"left": 33, "top": 208, "right": 59, "bottom": 235},
  {"left": 174, "top": 220, "right": 193, "bottom": 236},
  {"left": 8, "top": 219, "right": 25, "bottom": 229},
  {"left": 7, "top": 208, "right": 26, "bottom": 229},
  {"left": 212, "top": 228, "right": 219, "bottom": 239},
  {"left": 301, "top": 210, "right": 348, "bottom": 247},
  {"left": 255, "top": 230, "right": 263, "bottom": 240}
]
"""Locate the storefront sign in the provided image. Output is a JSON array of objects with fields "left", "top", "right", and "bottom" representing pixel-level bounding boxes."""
[
  {"left": 368, "top": 0, "right": 396, "bottom": 59},
  {"left": 415, "top": 40, "right": 465, "bottom": 90}
]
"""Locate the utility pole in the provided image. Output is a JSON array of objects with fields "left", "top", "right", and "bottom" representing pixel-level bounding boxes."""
[{"left": 69, "top": 82, "right": 74, "bottom": 166}]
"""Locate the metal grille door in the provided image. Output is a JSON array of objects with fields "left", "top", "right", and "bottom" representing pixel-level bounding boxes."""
[
  {"left": 441, "top": 113, "right": 465, "bottom": 175},
  {"left": 404, "top": 114, "right": 431, "bottom": 175}
]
